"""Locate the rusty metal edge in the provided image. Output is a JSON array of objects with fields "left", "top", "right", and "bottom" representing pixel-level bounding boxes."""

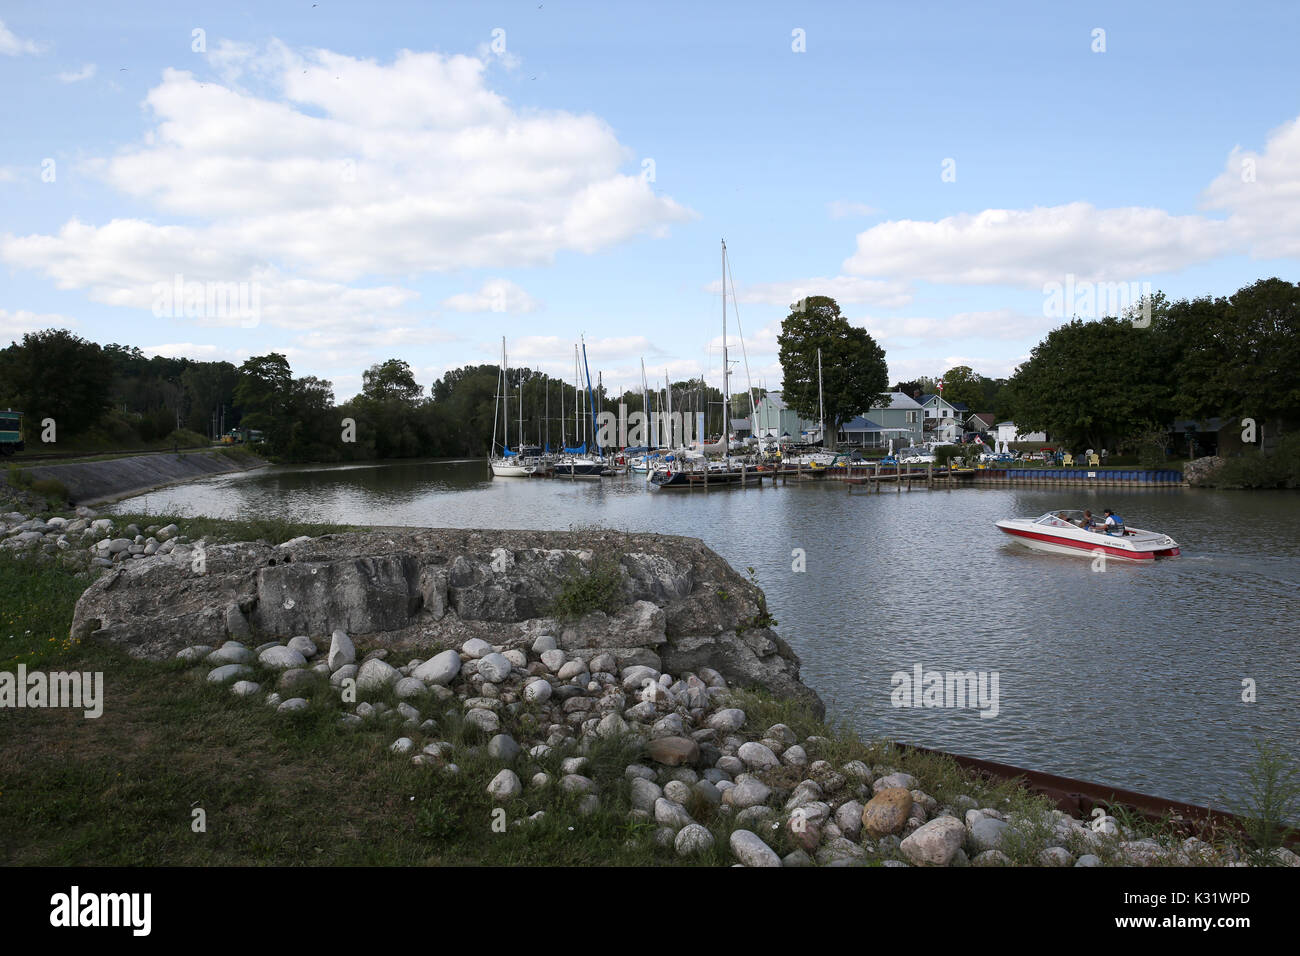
[{"left": 895, "top": 742, "right": 1298, "bottom": 848}]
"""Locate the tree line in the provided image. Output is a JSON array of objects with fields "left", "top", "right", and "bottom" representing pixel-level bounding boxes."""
[{"left": 0, "top": 331, "right": 746, "bottom": 461}]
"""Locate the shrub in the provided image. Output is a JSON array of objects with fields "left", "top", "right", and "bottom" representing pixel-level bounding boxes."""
[
  {"left": 1211, "top": 432, "right": 1300, "bottom": 489},
  {"left": 549, "top": 556, "right": 626, "bottom": 621}
]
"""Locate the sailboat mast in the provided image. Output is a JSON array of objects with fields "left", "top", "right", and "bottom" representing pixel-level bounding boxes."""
[
  {"left": 641, "top": 358, "right": 650, "bottom": 450},
  {"left": 665, "top": 370, "right": 673, "bottom": 449},
  {"left": 492, "top": 336, "right": 503, "bottom": 458},
  {"left": 721, "top": 238, "right": 729, "bottom": 452},
  {"left": 817, "top": 346, "right": 825, "bottom": 449}
]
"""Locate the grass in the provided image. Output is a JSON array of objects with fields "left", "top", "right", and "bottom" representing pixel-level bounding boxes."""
[{"left": 109, "top": 512, "right": 362, "bottom": 546}]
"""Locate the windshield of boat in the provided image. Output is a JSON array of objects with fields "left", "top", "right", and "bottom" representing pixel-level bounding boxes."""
[{"left": 1036, "top": 511, "right": 1085, "bottom": 527}]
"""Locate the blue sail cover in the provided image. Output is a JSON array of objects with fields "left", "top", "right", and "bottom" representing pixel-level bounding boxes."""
[
  {"left": 502, "top": 446, "right": 518, "bottom": 457},
  {"left": 563, "top": 443, "right": 586, "bottom": 454}
]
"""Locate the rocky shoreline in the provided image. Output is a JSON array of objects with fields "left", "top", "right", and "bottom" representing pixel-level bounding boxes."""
[{"left": 3, "top": 509, "right": 1296, "bottom": 867}]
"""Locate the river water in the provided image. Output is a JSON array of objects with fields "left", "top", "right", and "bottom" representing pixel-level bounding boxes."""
[{"left": 110, "top": 458, "right": 1300, "bottom": 810}]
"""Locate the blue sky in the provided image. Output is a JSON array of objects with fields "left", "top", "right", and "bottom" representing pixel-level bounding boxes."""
[{"left": 2, "top": 1, "right": 1297, "bottom": 402}]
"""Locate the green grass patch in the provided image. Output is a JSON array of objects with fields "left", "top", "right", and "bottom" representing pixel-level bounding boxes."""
[{"left": 547, "top": 554, "right": 626, "bottom": 621}]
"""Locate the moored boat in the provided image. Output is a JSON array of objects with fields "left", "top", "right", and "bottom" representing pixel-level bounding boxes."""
[{"left": 995, "top": 510, "right": 1180, "bottom": 560}]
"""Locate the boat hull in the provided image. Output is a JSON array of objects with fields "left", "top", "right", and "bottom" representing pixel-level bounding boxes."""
[
  {"left": 995, "top": 520, "right": 1180, "bottom": 560},
  {"left": 490, "top": 461, "right": 534, "bottom": 477}
]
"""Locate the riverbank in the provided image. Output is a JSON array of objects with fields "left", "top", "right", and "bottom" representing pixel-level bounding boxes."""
[
  {"left": 3, "top": 447, "right": 265, "bottom": 509},
  {"left": 2, "top": 509, "right": 1295, "bottom": 867}
]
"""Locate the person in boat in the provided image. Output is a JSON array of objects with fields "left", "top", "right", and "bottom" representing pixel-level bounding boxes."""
[
  {"left": 1102, "top": 509, "right": 1124, "bottom": 534},
  {"left": 1079, "top": 509, "right": 1098, "bottom": 531}
]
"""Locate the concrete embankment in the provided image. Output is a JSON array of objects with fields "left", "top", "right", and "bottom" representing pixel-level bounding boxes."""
[{"left": 25, "top": 449, "right": 265, "bottom": 505}]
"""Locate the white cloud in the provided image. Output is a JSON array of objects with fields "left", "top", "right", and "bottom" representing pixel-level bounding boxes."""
[
  {"left": 0, "top": 20, "right": 40, "bottom": 56},
  {"left": 2, "top": 41, "right": 694, "bottom": 334},
  {"left": 1202, "top": 115, "right": 1300, "bottom": 259},
  {"left": 442, "top": 279, "right": 539, "bottom": 314},
  {"left": 843, "top": 202, "right": 1231, "bottom": 288},
  {"left": 57, "top": 63, "right": 96, "bottom": 83},
  {"left": 855, "top": 309, "right": 1053, "bottom": 345},
  {"left": 0, "top": 308, "right": 77, "bottom": 342}
]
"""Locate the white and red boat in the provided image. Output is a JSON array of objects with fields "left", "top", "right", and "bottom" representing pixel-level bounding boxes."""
[{"left": 995, "top": 510, "right": 1180, "bottom": 560}]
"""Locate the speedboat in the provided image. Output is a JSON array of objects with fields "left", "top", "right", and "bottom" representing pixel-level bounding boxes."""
[{"left": 995, "top": 510, "right": 1180, "bottom": 560}]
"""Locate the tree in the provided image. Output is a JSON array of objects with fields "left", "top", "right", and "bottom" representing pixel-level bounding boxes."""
[
  {"left": 0, "top": 329, "right": 114, "bottom": 436},
  {"left": 777, "top": 297, "right": 889, "bottom": 448},
  {"left": 937, "top": 365, "right": 984, "bottom": 411},
  {"left": 1005, "top": 316, "right": 1177, "bottom": 451},
  {"left": 1169, "top": 278, "right": 1299, "bottom": 443},
  {"left": 362, "top": 358, "right": 424, "bottom": 403}
]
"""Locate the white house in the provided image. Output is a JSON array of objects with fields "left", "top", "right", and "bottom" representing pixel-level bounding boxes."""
[
  {"left": 919, "top": 394, "right": 967, "bottom": 421},
  {"left": 994, "top": 421, "right": 1048, "bottom": 444}
]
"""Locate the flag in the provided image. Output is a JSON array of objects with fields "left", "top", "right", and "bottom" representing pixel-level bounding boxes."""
[{"left": 937, "top": 380, "right": 944, "bottom": 393}]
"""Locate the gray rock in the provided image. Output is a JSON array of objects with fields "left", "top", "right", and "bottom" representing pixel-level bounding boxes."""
[
  {"left": 287, "top": 635, "right": 317, "bottom": 658},
  {"left": 477, "top": 652, "right": 513, "bottom": 683},
  {"left": 900, "top": 817, "right": 966, "bottom": 866},
  {"left": 675, "top": 823, "right": 715, "bottom": 856},
  {"left": 327, "top": 629, "right": 356, "bottom": 670},
  {"left": 722, "top": 776, "right": 772, "bottom": 810},
  {"left": 488, "top": 734, "right": 521, "bottom": 763},
  {"left": 357, "top": 657, "right": 399, "bottom": 692},
  {"left": 464, "top": 708, "right": 500, "bottom": 734},
  {"left": 206, "top": 663, "right": 253, "bottom": 683},
  {"left": 523, "top": 678, "right": 552, "bottom": 703},
  {"left": 277, "top": 697, "right": 309, "bottom": 713},
  {"left": 461, "top": 637, "right": 494, "bottom": 659},
  {"left": 654, "top": 798, "right": 694, "bottom": 830},
  {"left": 329, "top": 663, "right": 358, "bottom": 687},
  {"left": 730, "top": 829, "right": 781, "bottom": 867},
  {"left": 487, "top": 769, "right": 522, "bottom": 801},
  {"left": 630, "top": 777, "right": 663, "bottom": 812},
  {"left": 707, "top": 708, "right": 746, "bottom": 733},
  {"left": 206, "top": 643, "right": 254, "bottom": 665},
  {"left": 390, "top": 737, "right": 415, "bottom": 754},
  {"left": 737, "top": 741, "right": 780, "bottom": 771},
  {"left": 412, "top": 648, "right": 461, "bottom": 685},
  {"left": 259, "top": 645, "right": 308, "bottom": 670},
  {"left": 394, "top": 676, "right": 426, "bottom": 699},
  {"left": 968, "top": 816, "right": 1010, "bottom": 853},
  {"left": 230, "top": 680, "right": 261, "bottom": 697}
]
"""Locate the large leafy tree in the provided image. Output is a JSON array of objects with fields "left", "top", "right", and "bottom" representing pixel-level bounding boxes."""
[
  {"left": 777, "top": 296, "right": 889, "bottom": 447},
  {"left": 937, "top": 365, "right": 984, "bottom": 411},
  {"left": 1169, "top": 278, "right": 1299, "bottom": 439},
  {"left": 0, "top": 329, "right": 114, "bottom": 437},
  {"left": 362, "top": 358, "right": 424, "bottom": 403},
  {"left": 1005, "top": 316, "right": 1177, "bottom": 450}
]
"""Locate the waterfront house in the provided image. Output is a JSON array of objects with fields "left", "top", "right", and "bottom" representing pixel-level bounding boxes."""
[
  {"left": 967, "top": 412, "right": 996, "bottom": 434},
  {"left": 751, "top": 391, "right": 818, "bottom": 440},
  {"left": 919, "top": 394, "right": 967, "bottom": 443},
  {"left": 839, "top": 392, "right": 924, "bottom": 447}
]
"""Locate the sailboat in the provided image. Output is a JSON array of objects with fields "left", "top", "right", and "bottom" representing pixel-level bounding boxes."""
[
  {"left": 651, "top": 240, "right": 766, "bottom": 489},
  {"left": 552, "top": 338, "right": 606, "bottom": 477},
  {"left": 490, "top": 337, "right": 536, "bottom": 477}
]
